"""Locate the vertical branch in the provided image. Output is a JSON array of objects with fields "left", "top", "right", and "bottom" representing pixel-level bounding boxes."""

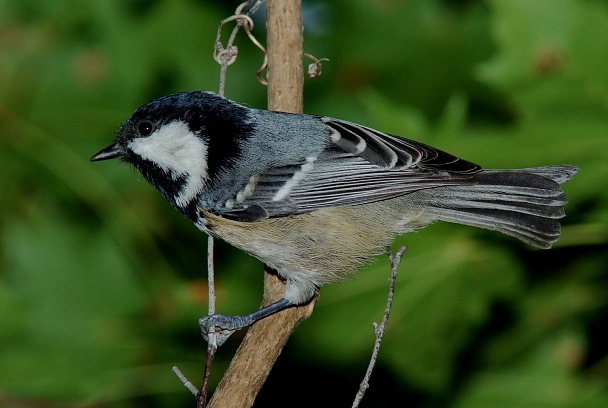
[
  {"left": 266, "top": 0, "right": 303, "bottom": 113},
  {"left": 207, "top": 1, "right": 316, "bottom": 407}
]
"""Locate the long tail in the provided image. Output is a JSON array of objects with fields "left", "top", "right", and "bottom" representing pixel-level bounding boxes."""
[{"left": 429, "top": 165, "right": 579, "bottom": 248}]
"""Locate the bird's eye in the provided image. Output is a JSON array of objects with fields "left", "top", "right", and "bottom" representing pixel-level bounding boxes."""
[{"left": 137, "top": 121, "right": 154, "bottom": 136}]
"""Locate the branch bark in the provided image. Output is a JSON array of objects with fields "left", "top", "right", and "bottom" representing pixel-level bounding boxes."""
[
  {"left": 266, "top": 0, "right": 303, "bottom": 113},
  {"left": 207, "top": 1, "right": 315, "bottom": 406}
]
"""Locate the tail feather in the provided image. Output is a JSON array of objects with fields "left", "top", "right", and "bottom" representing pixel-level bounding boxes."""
[
  {"left": 430, "top": 165, "right": 578, "bottom": 249},
  {"left": 515, "top": 165, "right": 579, "bottom": 185}
]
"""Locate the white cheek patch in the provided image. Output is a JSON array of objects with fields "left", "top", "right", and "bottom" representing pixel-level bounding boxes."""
[{"left": 128, "top": 120, "right": 208, "bottom": 207}]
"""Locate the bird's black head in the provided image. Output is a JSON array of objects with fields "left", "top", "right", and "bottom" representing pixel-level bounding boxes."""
[{"left": 91, "top": 91, "right": 253, "bottom": 218}]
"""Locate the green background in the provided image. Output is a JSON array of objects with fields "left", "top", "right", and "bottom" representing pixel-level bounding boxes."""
[{"left": 1, "top": 0, "right": 607, "bottom": 407}]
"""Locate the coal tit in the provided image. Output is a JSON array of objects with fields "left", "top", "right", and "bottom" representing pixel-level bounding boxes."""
[{"left": 91, "top": 91, "right": 578, "bottom": 343}]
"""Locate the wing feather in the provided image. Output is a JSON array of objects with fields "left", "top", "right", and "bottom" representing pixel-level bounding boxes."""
[{"left": 215, "top": 117, "right": 482, "bottom": 221}]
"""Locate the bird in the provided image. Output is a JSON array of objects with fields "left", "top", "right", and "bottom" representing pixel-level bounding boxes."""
[{"left": 91, "top": 91, "right": 578, "bottom": 344}]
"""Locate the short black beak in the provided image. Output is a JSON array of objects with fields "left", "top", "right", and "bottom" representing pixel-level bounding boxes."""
[{"left": 90, "top": 143, "right": 121, "bottom": 162}]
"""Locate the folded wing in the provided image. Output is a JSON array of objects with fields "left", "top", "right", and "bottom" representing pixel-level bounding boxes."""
[{"left": 215, "top": 117, "right": 482, "bottom": 221}]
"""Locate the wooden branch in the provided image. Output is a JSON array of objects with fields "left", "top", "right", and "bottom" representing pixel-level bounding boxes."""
[
  {"left": 267, "top": 0, "right": 303, "bottom": 113},
  {"left": 207, "top": 271, "right": 315, "bottom": 407},
  {"left": 207, "top": 1, "right": 315, "bottom": 406}
]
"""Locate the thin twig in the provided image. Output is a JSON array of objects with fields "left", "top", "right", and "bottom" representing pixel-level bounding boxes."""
[
  {"left": 352, "top": 245, "right": 407, "bottom": 408},
  {"left": 303, "top": 53, "right": 329, "bottom": 78},
  {"left": 242, "top": 0, "right": 266, "bottom": 15},
  {"left": 213, "top": 1, "right": 268, "bottom": 92},
  {"left": 206, "top": 236, "right": 217, "bottom": 336},
  {"left": 196, "top": 345, "right": 217, "bottom": 408},
  {"left": 207, "top": 1, "right": 309, "bottom": 405},
  {"left": 199, "top": 3, "right": 254, "bottom": 404},
  {"left": 196, "top": 236, "right": 217, "bottom": 407},
  {"left": 177, "top": 0, "right": 326, "bottom": 404},
  {"left": 172, "top": 2, "right": 267, "bottom": 406},
  {"left": 173, "top": 366, "right": 199, "bottom": 396}
]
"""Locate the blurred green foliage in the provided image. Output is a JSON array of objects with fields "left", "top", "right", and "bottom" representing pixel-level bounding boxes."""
[{"left": 0, "top": 0, "right": 607, "bottom": 407}]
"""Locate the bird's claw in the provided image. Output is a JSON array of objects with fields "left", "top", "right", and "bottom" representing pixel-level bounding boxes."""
[{"left": 199, "top": 314, "right": 247, "bottom": 347}]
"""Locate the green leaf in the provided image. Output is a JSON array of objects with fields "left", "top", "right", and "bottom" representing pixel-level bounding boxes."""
[
  {"left": 0, "top": 215, "right": 146, "bottom": 400},
  {"left": 455, "top": 329, "right": 608, "bottom": 408}
]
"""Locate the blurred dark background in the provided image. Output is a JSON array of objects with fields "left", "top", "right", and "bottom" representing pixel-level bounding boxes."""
[{"left": 1, "top": 0, "right": 607, "bottom": 407}]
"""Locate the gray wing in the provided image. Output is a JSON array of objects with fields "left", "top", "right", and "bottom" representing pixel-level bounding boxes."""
[{"left": 215, "top": 117, "right": 482, "bottom": 221}]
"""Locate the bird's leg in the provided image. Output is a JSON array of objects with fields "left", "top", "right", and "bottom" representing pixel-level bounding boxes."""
[{"left": 199, "top": 298, "right": 294, "bottom": 346}]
